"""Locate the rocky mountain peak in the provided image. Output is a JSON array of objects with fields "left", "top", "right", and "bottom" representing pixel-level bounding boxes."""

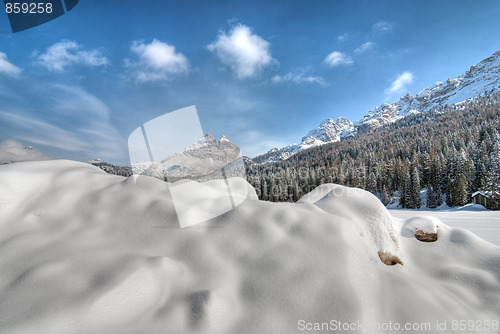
[{"left": 251, "top": 49, "right": 500, "bottom": 165}]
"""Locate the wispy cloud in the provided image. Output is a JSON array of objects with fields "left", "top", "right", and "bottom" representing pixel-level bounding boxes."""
[
  {"left": 128, "top": 39, "right": 189, "bottom": 82},
  {"left": 0, "top": 110, "right": 91, "bottom": 152},
  {"left": 35, "top": 40, "right": 109, "bottom": 72},
  {"left": 354, "top": 42, "right": 375, "bottom": 55},
  {"left": 0, "top": 52, "right": 22, "bottom": 76},
  {"left": 208, "top": 23, "right": 275, "bottom": 79},
  {"left": 337, "top": 33, "right": 349, "bottom": 42},
  {"left": 373, "top": 21, "right": 394, "bottom": 33},
  {"left": 272, "top": 70, "right": 326, "bottom": 85},
  {"left": 0, "top": 85, "right": 125, "bottom": 160},
  {"left": 0, "top": 139, "right": 47, "bottom": 163},
  {"left": 385, "top": 72, "right": 414, "bottom": 96},
  {"left": 324, "top": 51, "right": 353, "bottom": 67},
  {"left": 51, "top": 85, "right": 111, "bottom": 121}
]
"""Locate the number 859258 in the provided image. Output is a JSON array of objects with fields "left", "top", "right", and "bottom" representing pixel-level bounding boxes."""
[{"left": 5, "top": 2, "right": 53, "bottom": 14}]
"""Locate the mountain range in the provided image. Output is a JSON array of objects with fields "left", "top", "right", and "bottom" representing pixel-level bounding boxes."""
[
  {"left": 132, "top": 133, "right": 242, "bottom": 180},
  {"left": 98, "top": 50, "right": 500, "bottom": 174},
  {"left": 252, "top": 50, "right": 500, "bottom": 164}
]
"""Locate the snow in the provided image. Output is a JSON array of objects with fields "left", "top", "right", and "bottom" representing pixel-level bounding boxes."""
[
  {"left": 403, "top": 216, "right": 440, "bottom": 235},
  {"left": 299, "top": 184, "right": 401, "bottom": 259},
  {"left": 0, "top": 140, "right": 47, "bottom": 164},
  {"left": 390, "top": 206, "right": 500, "bottom": 246},
  {"left": 0, "top": 160, "right": 500, "bottom": 333},
  {"left": 472, "top": 191, "right": 486, "bottom": 197},
  {"left": 169, "top": 177, "right": 257, "bottom": 227},
  {"left": 253, "top": 117, "right": 354, "bottom": 163}
]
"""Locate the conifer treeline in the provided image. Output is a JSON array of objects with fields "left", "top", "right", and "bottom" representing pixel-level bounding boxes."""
[{"left": 246, "top": 94, "right": 500, "bottom": 208}]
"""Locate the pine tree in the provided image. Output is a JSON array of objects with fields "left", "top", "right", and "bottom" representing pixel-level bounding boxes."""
[
  {"left": 411, "top": 165, "right": 421, "bottom": 208},
  {"left": 260, "top": 178, "right": 269, "bottom": 201},
  {"left": 401, "top": 169, "right": 415, "bottom": 208},
  {"left": 427, "top": 184, "right": 437, "bottom": 208},
  {"left": 446, "top": 176, "right": 454, "bottom": 207},
  {"left": 435, "top": 186, "right": 444, "bottom": 207},
  {"left": 366, "top": 171, "right": 377, "bottom": 194},
  {"left": 454, "top": 173, "right": 469, "bottom": 206},
  {"left": 485, "top": 142, "right": 500, "bottom": 193},
  {"left": 380, "top": 185, "right": 390, "bottom": 206}
]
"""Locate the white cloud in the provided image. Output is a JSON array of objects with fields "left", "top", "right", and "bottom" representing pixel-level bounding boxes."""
[
  {"left": 208, "top": 24, "right": 275, "bottom": 79},
  {"left": 337, "top": 33, "right": 349, "bottom": 42},
  {"left": 354, "top": 42, "right": 375, "bottom": 55},
  {"left": 324, "top": 51, "right": 353, "bottom": 67},
  {"left": 373, "top": 21, "right": 393, "bottom": 33},
  {"left": 385, "top": 72, "right": 414, "bottom": 95},
  {"left": 0, "top": 140, "right": 47, "bottom": 163},
  {"left": 272, "top": 71, "right": 325, "bottom": 85},
  {"left": 0, "top": 52, "right": 21, "bottom": 76},
  {"left": 129, "top": 39, "right": 189, "bottom": 82},
  {"left": 35, "top": 40, "right": 109, "bottom": 72}
]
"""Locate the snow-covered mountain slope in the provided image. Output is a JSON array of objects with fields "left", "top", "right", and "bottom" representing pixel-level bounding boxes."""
[
  {"left": 253, "top": 50, "right": 500, "bottom": 164},
  {"left": 253, "top": 117, "right": 355, "bottom": 164},
  {"left": 357, "top": 50, "right": 500, "bottom": 132},
  {"left": 1, "top": 160, "right": 499, "bottom": 333},
  {"left": 133, "top": 134, "right": 241, "bottom": 180},
  {"left": 303, "top": 117, "right": 355, "bottom": 143}
]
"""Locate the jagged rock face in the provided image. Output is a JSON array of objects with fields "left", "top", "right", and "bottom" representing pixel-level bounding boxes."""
[
  {"left": 303, "top": 118, "right": 340, "bottom": 142},
  {"left": 302, "top": 117, "right": 356, "bottom": 142},
  {"left": 135, "top": 134, "right": 241, "bottom": 180},
  {"left": 336, "top": 117, "right": 356, "bottom": 137},
  {"left": 356, "top": 103, "right": 402, "bottom": 133},
  {"left": 401, "top": 92, "right": 413, "bottom": 103},
  {"left": 182, "top": 134, "right": 239, "bottom": 162},
  {"left": 358, "top": 50, "right": 500, "bottom": 131},
  {"left": 253, "top": 117, "right": 355, "bottom": 164},
  {"left": 251, "top": 50, "right": 500, "bottom": 164}
]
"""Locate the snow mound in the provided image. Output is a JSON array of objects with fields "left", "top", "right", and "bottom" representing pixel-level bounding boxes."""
[
  {"left": 299, "top": 184, "right": 401, "bottom": 262},
  {"left": 0, "top": 161, "right": 499, "bottom": 333},
  {"left": 402, "top": 216, "right": 441, "bottom": 242},
  {"left": 168, "top": 176, "right": 258, "bottom": 227},
  {"left": 403, "top": 216, "right": 440, "bottom": 235}
]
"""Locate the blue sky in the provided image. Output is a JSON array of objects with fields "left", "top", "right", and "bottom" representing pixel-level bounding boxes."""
[{"left": 1, "top": 0, "right": 500, "bottom": 164}]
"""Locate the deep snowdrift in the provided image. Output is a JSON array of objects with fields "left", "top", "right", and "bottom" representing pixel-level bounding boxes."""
[{"left": 0, "top": 160, "right": 499, "bottom": 333}]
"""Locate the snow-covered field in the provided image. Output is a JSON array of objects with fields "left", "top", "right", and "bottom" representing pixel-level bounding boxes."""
[
  {"left": 0, "top": 160, "right": 499, "bottom": 333},
  {"left": 389, "top": 207, "right": 500, "bottom": 247}
]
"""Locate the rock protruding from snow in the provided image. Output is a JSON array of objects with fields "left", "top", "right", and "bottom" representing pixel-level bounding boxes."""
[{"left": 402, "top": 216, "right": 440, "bottom": 242}]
